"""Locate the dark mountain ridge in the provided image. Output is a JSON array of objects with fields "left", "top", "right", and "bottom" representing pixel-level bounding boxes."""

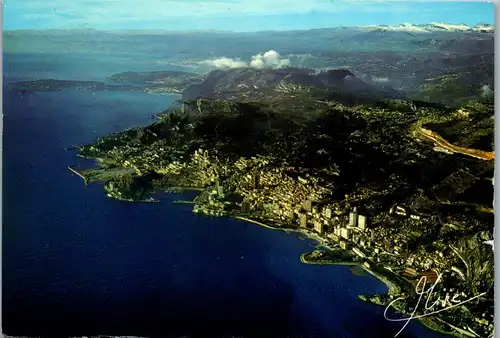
[{"left": 183, "top": 67, "right": 404, "bottom": 104}]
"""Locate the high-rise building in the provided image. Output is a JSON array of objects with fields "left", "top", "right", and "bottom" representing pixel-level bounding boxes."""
[
  {"left": 349, "top": 211, "right": 358, "bottom": 227},
  {"left": 340, "top": 228, "right": 351, "bottom": 240},
  {"left": 314, "top": 220, "right": 324, "bottom": 234},
  {"left": 300, "top": 214, "right": 308, "bottom": 228},
  {"left": 325, "top": 208, "right": 332, "bottom": 219},
  {"left": 358, "top": 215, "right": 367, "bottom": 231}
]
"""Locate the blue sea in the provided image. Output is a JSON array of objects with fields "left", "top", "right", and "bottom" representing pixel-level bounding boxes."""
[{"left": 2, "top": 53, "right": 446, "bottom": 338}]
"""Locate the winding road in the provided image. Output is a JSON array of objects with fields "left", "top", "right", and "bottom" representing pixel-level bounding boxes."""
[{"left": 415, "top": 128, "right": 494, "bottom": 161}]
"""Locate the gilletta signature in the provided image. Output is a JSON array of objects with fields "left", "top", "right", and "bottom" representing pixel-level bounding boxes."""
[{"left": 383, "top": 273, "right": 487, "bottom": 337}]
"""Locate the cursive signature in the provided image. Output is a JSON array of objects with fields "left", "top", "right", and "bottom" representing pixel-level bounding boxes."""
[{"left": 383, "top": 273, "right": 487, "bottom": 337}]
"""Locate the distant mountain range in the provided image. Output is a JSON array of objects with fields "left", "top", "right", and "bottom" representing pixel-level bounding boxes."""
[
  {"left": 361, "top": 23, "right": 494, "bottom": 33},
  {"left": 4, "top": 21, "right": 492, "bottom": 107},
  {"left": 4, "top": 23, "right": 493, "bottom": 34}
]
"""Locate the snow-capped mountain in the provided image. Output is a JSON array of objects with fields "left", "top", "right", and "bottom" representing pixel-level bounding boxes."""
[{"left": 362, "top": 23, "right": 494, "bottom": 33}]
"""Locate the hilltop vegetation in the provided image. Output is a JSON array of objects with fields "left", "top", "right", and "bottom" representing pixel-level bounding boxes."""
[{"left": 76, "top": 82, "right": 494, "bottom": 220}]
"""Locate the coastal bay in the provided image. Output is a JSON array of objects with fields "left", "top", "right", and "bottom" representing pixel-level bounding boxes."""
[{"left": 3, "top": 83, "right": 443, "bottom": 337}]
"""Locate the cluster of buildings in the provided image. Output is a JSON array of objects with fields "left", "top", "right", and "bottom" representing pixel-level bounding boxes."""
[
  {"left": 108, "top": 148, "right": 472, "bottom": 287},
  {"left": 193, "top": 180, "right": 228, "bottom": 216},
  {"left": 127, "top": 148, "right": 488, "bottom": 328},
  {"left": 186, "top": 152, "right": 379, "bottom": 261},
  {"left": 232, "top": 163, "right": 330, "bottom": 226},
  {"left": 326, "top": 208, "right": 371, "bottom": 252},
  {"left": 88, "top": 126, "right": 494, "bottom": 337}
]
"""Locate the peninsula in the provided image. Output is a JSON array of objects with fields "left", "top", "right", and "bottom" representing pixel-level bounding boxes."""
[
  {"left": 7, "top": 70, "right": 204, "bottom": 95},
  {"left": 6, "top": 79, "right": 139, "bottom": 93},
  {"left": 69, "top": 67, "right": 494, "bottom": 338}
]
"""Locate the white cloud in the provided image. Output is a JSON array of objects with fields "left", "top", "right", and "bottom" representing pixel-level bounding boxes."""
[
  {"left": 202, "top": 57, "right": 248, "bottom": 69},
  {"left": 202, "top": 50, "right": 291, "bottom": 70},
  {"left": 250, "top": 50, "right": 291, "bottom": 69},
  {"left": 249, "top": 58, "right": 266, "bottom": 69}
]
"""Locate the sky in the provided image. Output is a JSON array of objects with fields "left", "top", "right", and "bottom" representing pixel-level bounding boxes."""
[{"left": 3, "top": 0, "right": 495, "bottom": 31}]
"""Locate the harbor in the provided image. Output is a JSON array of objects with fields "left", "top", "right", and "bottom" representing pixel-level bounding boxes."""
[{"left": 67, "top": 166, "right": 89, "bottom": 187}]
